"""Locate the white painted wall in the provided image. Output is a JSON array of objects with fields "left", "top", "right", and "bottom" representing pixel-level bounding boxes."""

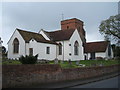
[
  {"left": 96, "top": 53, "right": 106, "bottom": 58},
  {"left": 56, "top": 29, "right": 84, "bottom": 61},
  {"left": 56, "top": 40, "right": 70, "bottom": 61},
  {"left": 8, "top": 29, "right": 57, "bottom": 60},
  {"left": 28, "top": 39, "right": 57, "bottom": 60},
  {"left": 7, "top": 29, "right": 85, "bottom": 61},
  {"left": 8, "top": 30, "right": 26, "bottom": 59},
  {"left": 85, "top": 52, "right": 106, "bottom": 60},
  {"left": 64, "top": 40, "right": 71, "bottom": 60},
  {"left": 70, "top": 29, "right": 84, "bottom": 60}
]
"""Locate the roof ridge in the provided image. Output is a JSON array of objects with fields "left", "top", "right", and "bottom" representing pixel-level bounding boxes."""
[
  {"left": 86, "top": 41, "right": 109, "bottom": 44},
  {"left": 17, "top": 28, "right": 40, "bottom": 35},
  {"left": 44, "top": 29, "right": 75, "bottom": 33},
  {"left": 44, "top": 30, "right": 61, "bottom": 33},
  {"left": 17, "top": 28, "right": 58, "bottom": 45}
]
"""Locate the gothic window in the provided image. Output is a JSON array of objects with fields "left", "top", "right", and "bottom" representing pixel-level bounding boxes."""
[
  {"left": 59, "top": 43, "right": 62, "bottom": 55},
  {"left": 74, "top": 41, "right": 79, "bottom": 55},
  {"left": 13, "top": 38, "right": 19, "bottom": 54},
  {"left": 46, "top": 47, "right": 50, "bottom": 54}
]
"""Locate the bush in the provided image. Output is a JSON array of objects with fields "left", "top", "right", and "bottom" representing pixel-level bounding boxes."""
[
  {"left": 19, "top": 54, "right": 38, "bottom": 64},
  {"left": 96, "top": 57, "right": 103, "bottom": 60}
]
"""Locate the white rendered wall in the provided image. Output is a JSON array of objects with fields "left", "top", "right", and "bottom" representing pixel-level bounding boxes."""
[
  {"left": 56, "top": 30, "right": 84, "bottom": 61},
  {"left": 70, "top": 29, "right": 84, "bottom": 61},
  {"left": 8, "top": 30, "right": 26, "bottom": 59},
  {"left": 25, "top": 43, "right": 29, "bottom": 56},
  {"left": 85, "top": 51, "right": 113, "bottom": 60},
  {"left": 86, "top": 52, "right": 106, "bottom": 60},
  {"left": 96, "top": 52, "right": 106, "bottom": 58},
  {"left": 28, "top": 39, "right": 57, "bottom": 60},
  {"left": 56, "top": 40, "right": 70, "bottom": 61},
  {"left": 64, "top": 40, "right": 71, "bottom": 60}
]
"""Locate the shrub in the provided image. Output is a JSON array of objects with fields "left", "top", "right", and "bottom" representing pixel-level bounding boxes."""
[
  {"left": 96, "top": 57, "right": 103, "bottom": 60},
  {"left": 19, "top": 54, "right": 38, "bottom": 64}
]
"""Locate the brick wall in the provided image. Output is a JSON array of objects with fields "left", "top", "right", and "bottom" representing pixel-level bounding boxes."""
[
  {"left": 2, "top": 64, "right": 120, "bottom": 88},
  {"left": 61, "top": 18, "right": 85, "bottom": 37}
]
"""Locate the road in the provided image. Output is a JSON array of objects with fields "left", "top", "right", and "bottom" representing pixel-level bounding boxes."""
[
  {"left": 70, "top": 75, "right": 120, "bottom": 88},
  {"left": 30, "top": 74, "right": 120, "bottom": 88}
]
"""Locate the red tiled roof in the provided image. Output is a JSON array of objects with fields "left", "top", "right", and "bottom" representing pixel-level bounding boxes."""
[
  {"left": 84, "top": 41, "right": 109, "bottom": 53},
  {"left": 17, "top": 29, "right": 58, "bottom": 45},
  {"left": 44, "top": 29, "right": 75, "bottom": 41},
  {"left": 43, "top": 29, "right": 86, "bottom": 43}
]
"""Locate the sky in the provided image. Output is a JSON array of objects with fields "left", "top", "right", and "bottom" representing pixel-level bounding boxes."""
[{"left": 0, "top": 1, "right": 119, "bottom": 50}]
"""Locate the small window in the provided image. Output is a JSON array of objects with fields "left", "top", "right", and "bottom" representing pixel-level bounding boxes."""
[
  {"left": 69, "top": 44, "right": 71, "bottom": 46},
  {"left": 29, "top": 48, "right": 33, "bottom": 56},
  {"left": 67, "top": 26, "right": 69, "bottom": 29},
  {"left": 46, "top": 47, "right": 50, "bottom": 54},
  {"left": 69, "top": 53, "right": 71, "bottom": 56},
  {"left": 58, "top": 43, "right": 62, "bottom": 55}
]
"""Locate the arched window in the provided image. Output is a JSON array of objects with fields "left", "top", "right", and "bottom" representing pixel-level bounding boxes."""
[
  {"left": 13, "top": 38, "right": 19, "bottom": 53},
  {"left": 74, "top": 41, "right": 79, "bottom": 55},
  {"left": 67, "top": 26, "right": 69, "bottom": 29},
  {"left": 58, "top": 43, "right": 62, "bottom": 55}
]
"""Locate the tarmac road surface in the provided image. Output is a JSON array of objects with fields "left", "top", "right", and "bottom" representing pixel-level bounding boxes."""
[{"left": 70, "top": 75, "right": 120, "bottom": 88}]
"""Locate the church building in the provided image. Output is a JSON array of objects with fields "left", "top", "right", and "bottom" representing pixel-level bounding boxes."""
[{"left": 7, "top": 18, "right": 113, "bottom": 60}]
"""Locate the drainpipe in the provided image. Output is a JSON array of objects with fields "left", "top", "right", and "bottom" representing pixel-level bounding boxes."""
[
  {"left": 56, "top": 45, "right": 57, "bottom": 59},
  {"left": 63, "top": 41, "right": 64, "bottom": 61},
  {"left": 25, "top": 42, "right": 26, "bottom": 56}
]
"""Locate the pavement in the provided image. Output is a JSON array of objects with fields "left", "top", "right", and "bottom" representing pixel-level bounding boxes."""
[{"left": 28, "top": 72, "right": 120, "bottom": 88}]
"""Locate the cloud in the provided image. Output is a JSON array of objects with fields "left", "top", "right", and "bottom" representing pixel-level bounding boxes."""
[{"left": 1, "top": 2, "right": 118, "bottom": 50}]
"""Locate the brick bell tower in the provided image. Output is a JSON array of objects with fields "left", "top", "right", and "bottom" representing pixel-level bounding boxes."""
[{"left": 61, "top": 18, "right": 86, "bottom": 39}]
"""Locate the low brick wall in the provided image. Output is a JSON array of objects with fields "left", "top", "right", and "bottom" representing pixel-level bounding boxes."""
[{"left": 2, "top": 64, "right": 120, "bottom": 88}]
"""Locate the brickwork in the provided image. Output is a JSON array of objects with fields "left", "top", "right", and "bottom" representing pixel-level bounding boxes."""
[
  {"left": 2, "top": 64, "right": 120, "bottom": 88},
  {"left": 61, "top": 18, "right": 85, "bottom": 37}
]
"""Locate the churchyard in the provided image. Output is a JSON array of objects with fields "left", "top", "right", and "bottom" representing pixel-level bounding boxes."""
[{"left": 2, "top": 59, "right": 120, "bottom": 68}]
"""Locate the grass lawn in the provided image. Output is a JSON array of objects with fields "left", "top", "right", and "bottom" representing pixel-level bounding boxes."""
[
  {"left": 45, "top": 59, "right": 120, "bottom": 68},
  {"left": 2, "top": 60, "right": 22, "bottom": 65},
  {"left": 79, "top": 60, "right": 120, "bottom": 67},
  {"left": 2, "top": 59, "right": 120, "bottom": 68}
]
